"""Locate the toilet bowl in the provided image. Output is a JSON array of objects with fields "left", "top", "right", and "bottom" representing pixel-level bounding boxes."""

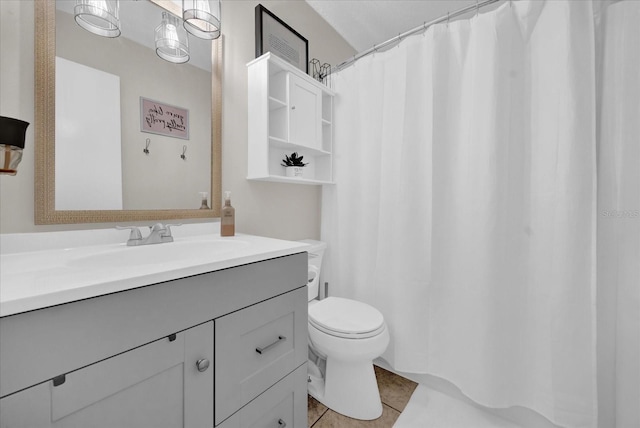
[{"left": 301, "top": 240, "right": 389, "bottom": 420}]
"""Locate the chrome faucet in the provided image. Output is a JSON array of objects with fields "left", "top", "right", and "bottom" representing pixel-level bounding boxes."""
[{"left": 116, "top": 223, "right": 181, "bottom": 246}]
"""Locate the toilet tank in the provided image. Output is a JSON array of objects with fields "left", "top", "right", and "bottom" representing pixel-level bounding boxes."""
[{"left": 299, "top": 239, "right": 326, "bottom": 301}]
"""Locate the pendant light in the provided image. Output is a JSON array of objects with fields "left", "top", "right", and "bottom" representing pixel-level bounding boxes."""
[
  {"left": 155, "top": 12, "right": 190, "bottom": 64},
  {"left": 183, "top": 0, "right": 221, "bottom": 40},
  {"left": 74, "top": 0, "right": 121, "bottom": 38}
]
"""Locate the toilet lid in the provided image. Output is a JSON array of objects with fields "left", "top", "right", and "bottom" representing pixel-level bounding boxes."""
[{"left": 308, "top": 297, "right": 385, "bottom": 339}]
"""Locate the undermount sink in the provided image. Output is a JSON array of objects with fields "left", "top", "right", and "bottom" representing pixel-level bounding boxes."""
[{"left": 67, "top": 238, "right": 250, "bottom": 269}]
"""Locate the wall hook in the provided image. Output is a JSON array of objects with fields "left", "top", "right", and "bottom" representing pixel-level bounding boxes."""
[
  {"left": 180, "top": 145, "right": 187, "bottom": 160},
  {"left": 143, "top": 138, "right": 151, "bottom": 155}
]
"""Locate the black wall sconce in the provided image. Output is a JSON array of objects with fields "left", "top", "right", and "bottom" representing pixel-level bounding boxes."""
[{"left": 0, "top": 116, "right": 29, "bottom": 176}]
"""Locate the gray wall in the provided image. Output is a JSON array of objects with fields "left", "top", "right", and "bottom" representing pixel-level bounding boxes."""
[{"left": 0, "top": 0, "right": 356, "bottom": 239}]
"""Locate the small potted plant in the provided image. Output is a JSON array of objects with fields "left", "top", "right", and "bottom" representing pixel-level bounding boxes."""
[{"left": 281, "top": 152, "right": 308, "bottom": 178}]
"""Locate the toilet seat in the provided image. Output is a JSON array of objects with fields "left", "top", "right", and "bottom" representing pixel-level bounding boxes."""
[{"left": 308, "top": 297, "right": 385, "bottom": 339}]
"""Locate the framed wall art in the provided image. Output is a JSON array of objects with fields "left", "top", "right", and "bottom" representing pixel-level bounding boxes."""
[
  {"left": 255, "top": 4, "right": 309, "bottom": 73},
  {"left": 140, "top": 97, "right": 189, "bottom": 140}
]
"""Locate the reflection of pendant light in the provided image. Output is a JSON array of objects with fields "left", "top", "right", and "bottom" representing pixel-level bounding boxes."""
[
  {"left": 155, "top": 12, "right": 190, "bottom": 64},
  {"left": 183, "top": 0, "right": 221, "bottom": 40},
  {"left": 74, "top": 0, "right": 121, "bottom": 38}
]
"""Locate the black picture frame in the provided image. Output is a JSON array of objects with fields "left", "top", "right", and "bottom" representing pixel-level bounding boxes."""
[{"left": 255, "top": 4, "right": 309, "bottom": 73}]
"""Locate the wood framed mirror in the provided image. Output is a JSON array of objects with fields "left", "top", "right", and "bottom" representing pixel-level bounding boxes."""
[{"left": 35, "top": 0, "right": 222, "bottom": 224}]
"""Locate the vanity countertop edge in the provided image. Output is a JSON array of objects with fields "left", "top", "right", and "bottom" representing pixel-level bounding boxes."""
[{"left": 0, "top": 230, "right": 310, "bottom": 317}]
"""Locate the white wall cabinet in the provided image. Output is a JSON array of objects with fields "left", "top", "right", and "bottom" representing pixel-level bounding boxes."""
[
  {"left": 247, "top": 53, "right": 335, "bottom": 185},
  {"left": 0, "top": 253, "right": 308, "bottom": 428}
]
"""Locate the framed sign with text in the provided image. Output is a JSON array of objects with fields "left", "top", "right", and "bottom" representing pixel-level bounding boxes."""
[
  {"left": 255, "top": 4, "right": 309, "bottom": 73},
  {"left": 140, "top": 97, "right": 189, "bottom": 140}
]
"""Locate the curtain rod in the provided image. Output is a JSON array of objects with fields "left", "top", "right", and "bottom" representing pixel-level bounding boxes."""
[{"left": 333, "top": 0, "right": 503, "bottom": 72}]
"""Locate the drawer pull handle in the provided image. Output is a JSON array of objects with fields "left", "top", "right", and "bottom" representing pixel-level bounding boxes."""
[
  {"left": 278, "top": 419, "right": 286, "bottom": 427},
  {"left": 256, "top": 335, "right": 287, "bottom": 354},
  {"left": 52, "top": 374, "right": 66, "bottom": 387},
  {"left": 196, "top": 358, "right": 210, "bottom": 372}
]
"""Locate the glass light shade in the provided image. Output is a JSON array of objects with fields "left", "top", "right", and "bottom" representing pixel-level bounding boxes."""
[
  {"left": 183, "top": 0, "right": 221, "bottom": 40},
  {"left": 155, "top": 12, "right": 190, "bottom": 64},
  {"left": 74, "top": 0, "right": 120, "bottom": 38},
  {"left": 0, "top": 116, "right": 29, "bottom": 176}
]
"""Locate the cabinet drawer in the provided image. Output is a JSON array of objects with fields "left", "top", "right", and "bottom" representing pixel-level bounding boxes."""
[
  {"left": 218, "top": 363, "right": 307, "bottom": 428},
  {"left": 215, "top": 287, "right": 307, "bottom": 425}
]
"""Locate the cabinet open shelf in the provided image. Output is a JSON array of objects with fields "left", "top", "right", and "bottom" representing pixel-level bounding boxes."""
[
  {"left": 248, "top": 175, "right": 336, "bottom": 185},
  {"left": 269, "top": 96, "right": 286, "bottom": 110},
  {"left": 248, "top": 53, "right": 335, "bottom": 185},
  {"left": 269, "top": 136, "right": 331, "bottom": 157}
]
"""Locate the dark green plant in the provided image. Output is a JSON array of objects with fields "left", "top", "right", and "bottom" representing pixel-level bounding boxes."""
[{"left": 281, "top": 152, "right": 308, "bottom": 167}]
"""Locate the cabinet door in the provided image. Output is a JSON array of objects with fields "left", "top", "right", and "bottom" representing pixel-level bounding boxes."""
[
  {"left": 288, "top": 73, "right": 321, "bottom": 149},
  {"left": 0, "top": 322, "right": 214, "bottom": 428}
]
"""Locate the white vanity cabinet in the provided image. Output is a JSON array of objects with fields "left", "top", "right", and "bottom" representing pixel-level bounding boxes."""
[
  {"left": 247, "top": 52, "right": 335, "bottom": 185},
  {"left": 0, "top": 252, "right": 308, "bottom": 428}
]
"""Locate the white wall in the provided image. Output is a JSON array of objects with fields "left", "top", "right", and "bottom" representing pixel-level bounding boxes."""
[{"left": 0, "top": 0, "right": 356, "bottom": 238}]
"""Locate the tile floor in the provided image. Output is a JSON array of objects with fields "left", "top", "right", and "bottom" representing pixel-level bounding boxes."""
[{"left": 308, "top": 365, "right": 418, "bottom": 427}]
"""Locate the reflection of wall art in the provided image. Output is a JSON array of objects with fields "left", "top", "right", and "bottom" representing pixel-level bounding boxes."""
[
  {"left": 140, "top": 97, "right": 189, "bottom": 140},
  {"left": 255, "top": 4, "right": 308, "bottom": 73}
]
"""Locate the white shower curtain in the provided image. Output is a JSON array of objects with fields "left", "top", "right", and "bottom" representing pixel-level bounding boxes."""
[
  {"left": 321, "top": 1, "right": 601, "bottom": 427},
  {"left": 597, "top": 2, "right": 640, "bottom": 427}
]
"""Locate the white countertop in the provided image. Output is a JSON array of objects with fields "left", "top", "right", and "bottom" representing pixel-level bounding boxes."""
[{"left": 0, "top": 225, "right": 309, "bottom": 317}]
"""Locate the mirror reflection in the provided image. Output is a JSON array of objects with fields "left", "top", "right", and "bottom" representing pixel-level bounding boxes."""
[{"left": 54, "top": 0, "right": 213, "bottom": 211}]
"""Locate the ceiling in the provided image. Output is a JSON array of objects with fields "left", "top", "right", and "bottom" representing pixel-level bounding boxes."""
[{"left": 305, "top": 0, "right": 499, "bottom": 53}]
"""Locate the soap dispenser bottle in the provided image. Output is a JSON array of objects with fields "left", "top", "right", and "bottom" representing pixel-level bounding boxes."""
[{"left": 221, "top": 191, "right": 235, "bottom": 237}]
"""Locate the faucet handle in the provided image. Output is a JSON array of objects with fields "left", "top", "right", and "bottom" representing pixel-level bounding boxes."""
[
  {"left": 115, "top": 226, "right": 142, "bottom": 240},
  {"left": 149, "top": 223, "right": 166, "bottom": 232},
  {"left": 164, "top": 223, "right": 182, "bottom": 237}
]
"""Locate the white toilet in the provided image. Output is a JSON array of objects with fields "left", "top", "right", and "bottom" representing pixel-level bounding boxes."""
[{"left": 302, "top": 239, "right": 390, "bottom": 420}]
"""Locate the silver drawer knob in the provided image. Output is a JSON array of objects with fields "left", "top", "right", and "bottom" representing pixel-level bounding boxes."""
[
  {"left": 278, "top": 419, "right": 286, "bottom": 427},
  {"left": 196, "top": 358, "right": 210, "bottom": 372}
]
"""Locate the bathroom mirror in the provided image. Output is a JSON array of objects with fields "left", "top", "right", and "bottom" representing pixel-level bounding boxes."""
[{"left": 35, "top": 0, "right": 222, "bottom": 224}]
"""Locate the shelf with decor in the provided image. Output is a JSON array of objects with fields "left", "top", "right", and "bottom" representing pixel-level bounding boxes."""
[{"left": 247, "top": 52, "right": 335, "bottom": 185}]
